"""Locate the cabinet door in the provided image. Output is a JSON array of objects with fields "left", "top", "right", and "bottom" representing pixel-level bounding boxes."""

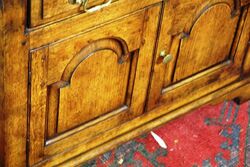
[
  {"left": 28, "top": 5, "right": 161, "bottom": 165},
  {"left": 147, "top": 0, "right": 246, "bottom": 111}
]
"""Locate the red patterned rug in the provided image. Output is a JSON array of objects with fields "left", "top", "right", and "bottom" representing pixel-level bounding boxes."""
[{"left": 82, "top": 101, "right": 250, "bottom": 167}]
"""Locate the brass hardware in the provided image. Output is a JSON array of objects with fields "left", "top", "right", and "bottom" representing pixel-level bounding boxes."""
[
  {"left": 69, "top": 0, "right": 112, "bottom": 13},
  {"left": 160, "top": 50, "right": 167, "bottom": 57},
  {"left": 84, "top": 0, "right": 112, "bottom": 12},
  {"left": 163, "top": 54, "right": 173, "bottom": 64},
  {"left": 68, "top": 0, "right": 85, "bottom": 4},
  {"left": 160, "top": 51, "right": 172, "bottom": 64}
]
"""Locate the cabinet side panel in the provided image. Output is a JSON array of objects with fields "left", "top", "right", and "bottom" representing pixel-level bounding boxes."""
[
  {"left": 0, "top": 2, "right": 4, "bottom": 166},
  {"left": 2, "top": 0, "right": 28, "bottom": 166}
]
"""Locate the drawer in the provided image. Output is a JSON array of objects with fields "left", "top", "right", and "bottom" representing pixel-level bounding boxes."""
[
  {"left": 29, "top": 0, "right": 162, "bottom": 27},
  {"left": 43, "top": 0, "right": 114, "bottom": 19},
  {"left": 28, "top": 4, "right": 161, "bottom": 166}
]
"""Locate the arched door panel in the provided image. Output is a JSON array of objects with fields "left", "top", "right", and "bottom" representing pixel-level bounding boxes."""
[
  {"left": 173, "top": 3, "right": 239, "bottom": 81},
  {"left": 47, "top": 39, "right": 131, "bottom": 133}
]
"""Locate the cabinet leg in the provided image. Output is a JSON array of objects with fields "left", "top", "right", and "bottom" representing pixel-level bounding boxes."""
[{"left": 233, "top": 97, "right": 241, "bottom": 105}]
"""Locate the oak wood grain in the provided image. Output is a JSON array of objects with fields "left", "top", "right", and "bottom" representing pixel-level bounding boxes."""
[
  {"left": 173, "top": 3, "right": 239, "bottom": 81},
  {"left": 0, "top": 0, "right": 28, "bottom": 166},
  {"left": 43, "top": 0, "right": 114, "bottom": 19},
  {"left": 29, "top": 48, "right": 49, "bottom": 165},
  {"left": 244, "top": 46, "right": 250, "bottom": 76},
  {"left": 1, "top": 0, "right": 250, "bottom": 166},
  {"left": 28, "top": 5, "right": 162, "bottom": 166},
  {"left": 0, "top": 3, "right": 4, "bottom": 166},
  {"left": 147, "top": 0, "right": 247, "bottom": 111},
  {"left": 57, "top": 44, "right": 130, "bottom": 133},
  {"left": 241, "top": 8, "right": 250, "bottom": 76},
  {"left": 29, "top": 0, "right": 162, "bottom": 28}
]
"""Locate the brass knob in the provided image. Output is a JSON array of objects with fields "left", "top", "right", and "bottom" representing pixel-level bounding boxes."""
[
  {"left": 160, "top": 50, "right": 167, "bottom": 57},
  {"left": 160, "top": 51, "right": 172, "bottom": 64}
]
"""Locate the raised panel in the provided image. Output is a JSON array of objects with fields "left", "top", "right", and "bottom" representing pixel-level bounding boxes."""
[
  {"left": 57, "top": 50, "right": 129, "bottom": 132},
  {"left": 173, "top": 3, "right": 239, "bottom": 82},
  {"left": 47, "top": 38, "right": 132, "bottom": 133},
  {"left": 43, "top": 11, "right": 145, "bottom": 138},
  {"left": 45, "top": 37, "right": 137, "bottom": 137}
]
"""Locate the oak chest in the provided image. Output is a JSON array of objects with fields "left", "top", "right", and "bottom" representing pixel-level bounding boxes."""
[{"left": 1, "top": 0, "right": 250, "bottom": 166}]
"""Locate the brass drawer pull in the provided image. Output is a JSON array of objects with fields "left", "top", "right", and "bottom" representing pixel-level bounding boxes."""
[
  {"left": 68, "top": 0, "right": 84, "bottom": 4},
  {"left": 84, "top": 0, "right": 112, "bottom": 12},
  {"left": 69, "top": 0, "right": 112, "bottom": 13}
]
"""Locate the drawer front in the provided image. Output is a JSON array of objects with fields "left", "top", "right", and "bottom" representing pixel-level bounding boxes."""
[
  {"left": 147, "top": 0, "right": 247, "bottom": 111},
  {"left": 30, "top": 0, "right": 162, "bottom": 27},
  {"left": 28, "top": 4, "right": 161, "bottom": 166},
  {"left": 43, "top": 0, "right": 113, "bottom": 19}
]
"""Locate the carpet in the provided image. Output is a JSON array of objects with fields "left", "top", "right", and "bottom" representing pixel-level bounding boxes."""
[{"left": 82, "top": 101, "right": 250, "bottom": 167}]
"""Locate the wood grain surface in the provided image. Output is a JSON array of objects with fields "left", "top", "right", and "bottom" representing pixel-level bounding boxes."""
[
  {"left": 0, "top": 0, "right": 28, "bottom": 166},
  {"left": 0, "top": 0, "right": 250, "bottom": 166}
]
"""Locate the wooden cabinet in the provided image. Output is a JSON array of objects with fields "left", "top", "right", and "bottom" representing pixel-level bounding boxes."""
[{"left": 1, "top": 0, "right": 250, "bottom": 166}]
